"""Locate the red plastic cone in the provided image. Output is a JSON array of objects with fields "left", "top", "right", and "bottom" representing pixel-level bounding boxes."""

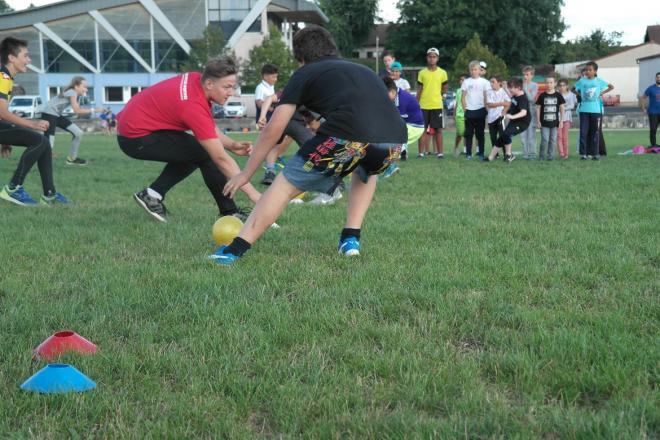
[{"left": 34, "top": 331, "right": 97, "bottom": 360}]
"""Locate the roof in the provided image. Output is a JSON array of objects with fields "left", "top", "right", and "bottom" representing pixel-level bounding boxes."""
[
  {"left": 637, "top": 53, "right": 660, "bottom": 62},
  {"left": 364, "top": 23, "right": 393, "bottom": 47},
  {"left": 645, "top": 25, "right": 660, "bottom": 44},
  {"left": 576, "top": 42, "right": 660, "bottom": 68}
]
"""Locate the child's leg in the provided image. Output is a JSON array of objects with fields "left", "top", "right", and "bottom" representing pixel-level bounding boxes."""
[
  {"left": 557, "top": 122, "right": 566, "bottom": 157},
  {"left": 475, "top": 110, "right": 486, "bottom": 157},
  {"left": 548, "top": 127, "right": 557, "bottom": 160},
  {"left": 464, "top": 114, "right": 475, "bottom": 157},
  {"left": 345, "top": 173, "right": 378, "bottom": 229},
  {"left": 578, "top": 112, "right": 589, "bottom": 157},
  {"left": 64, "top": 123, "right": 84, "bottom": 159},
  {"left": 539, "top": 127, "right": 549, "bottom": 159},
  {"left": 238, "top": 173, "right": 302, "bottom": 244},
  {"left": 419, "top": 132, "right": 429, "bottom": 155},
  {"left": 434, "top": 129, "right": 443, "bottom": 155}
]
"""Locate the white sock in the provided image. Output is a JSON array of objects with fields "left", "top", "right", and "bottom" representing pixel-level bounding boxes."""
[{"left": 146, "top": 187, "right": 162, "bottom": 200}]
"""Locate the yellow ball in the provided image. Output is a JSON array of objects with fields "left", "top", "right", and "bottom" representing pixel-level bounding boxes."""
[{"left": 212, "top": 215, "right": 243, "bottom": 246}]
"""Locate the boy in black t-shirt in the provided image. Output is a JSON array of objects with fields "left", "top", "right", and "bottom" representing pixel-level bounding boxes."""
[
  {"left": 535, "top": 76, "right": 565, "bottom": 160},
  {"left": 212, "top": 25, "right": 406, "bottom": 265},
  {"left": 486, "top": 77, "right": 530, "bottom": 163}
]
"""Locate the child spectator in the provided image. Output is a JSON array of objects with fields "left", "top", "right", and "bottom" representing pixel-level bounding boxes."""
[
  {"left": 389, "top": 61, "right": 410, "bottom": 91},
  {"left": 574, "top": 61, "right": 613, "bottom": 160},
  {"left": 557, "top": 79, "right": 576, "bottom": 159},
  {"left": 485, "top": 76, "right": 530, "bottom": 163},
  {"left": 379, "top": 51, "right": 396, "bottom": 79},
  {"left": 461, "top": 60, "right": 490, "bottom": 159},
  {"left": 520, "top": 66, "right": 538, "bottom": 159},
  {"left": 254, "top": 63, "right": 281, "bottom": 184},
  {"left": 382, "top": 76, "right": 424, "bottom": 174},
  {"left": 100, "top": 108, "right": 117, "bottom": 135},
  {"left": 535, "top": 76, "right": 565, "bottom": 161},
  {"left": 416, "top": 47, "right": 448, "bottom": 158},
  {"left": 454, "top": 74, "right": 467, "bottom": 156},
  {"left": 485, "top": 75, "right": 510, "bottom": 159}
]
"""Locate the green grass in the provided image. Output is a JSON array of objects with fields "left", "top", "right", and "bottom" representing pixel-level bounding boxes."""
[{"left": 0, "top": 130, "right": 657, "bottom": 438}]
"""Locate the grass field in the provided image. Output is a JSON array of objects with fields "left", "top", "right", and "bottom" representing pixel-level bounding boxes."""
[{"left": 0, "top": 129, "right": 657, "bottom": 438}]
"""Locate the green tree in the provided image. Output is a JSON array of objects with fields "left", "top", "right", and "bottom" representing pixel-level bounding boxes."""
[
  {"left": 388, "top": 0, "right": 565, "bottom": 68},
  {"left": 241, "top": 26, "right": 297, "bottom": 92},
  {"left": 0, "top": 0, "right": 12, "bottom": 12},
  {"left": 318, "top": 0, "right": 379, "bottom": 56},
  {"left": 181, "top": 24, "right": 230, "bottom": 72},
  {"left": 546, "top": 29, "right": 623, "bottom": 64},
  {"left": 452, "top": 34, "right": 507, "bottom": 83}
]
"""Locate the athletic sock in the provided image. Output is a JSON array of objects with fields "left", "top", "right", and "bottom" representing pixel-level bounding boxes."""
[
  {"left": 146, "top": 187, "right": 163, "bottom": 200},
  {"left": 224, "top": 237, "right": 251, "bottom": 256},
  {"left": 7, "top": 183, "right": 17, "bottom": 191},
  {"left": 340, "top": 228, "right": 361, "bottom": 241}
]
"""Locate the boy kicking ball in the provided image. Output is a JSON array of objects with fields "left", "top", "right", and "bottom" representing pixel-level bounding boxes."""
[
  {"left": 485, "top": 77, "right": 530, "bottom": 163},
  {"left": 211, "top": 25, "right": 406, "bottom": 265}
]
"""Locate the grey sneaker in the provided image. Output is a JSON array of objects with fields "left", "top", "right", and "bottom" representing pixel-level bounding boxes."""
[
  {"left": 230, "top": 207, "right": 252, "bottom": 222},
  {"left": 133, "top": 189, "right": 167, "bottom": 222},
  {"left": 261, "top": 169, "right": 276, "bottom": 185}
]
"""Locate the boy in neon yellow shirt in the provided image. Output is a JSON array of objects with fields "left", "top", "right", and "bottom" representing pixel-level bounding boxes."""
[{"left": 416, "top": 48, "right": 448, "bottom": 158}]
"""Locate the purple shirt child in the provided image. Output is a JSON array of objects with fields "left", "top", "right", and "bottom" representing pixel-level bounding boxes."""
[{"left": 395, "top": 87, "right": 423, "bottom": 126}]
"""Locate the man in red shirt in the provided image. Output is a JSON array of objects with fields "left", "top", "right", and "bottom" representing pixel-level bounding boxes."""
[{"left": 117, "top": 57, "right": 260, "bottom": 222}]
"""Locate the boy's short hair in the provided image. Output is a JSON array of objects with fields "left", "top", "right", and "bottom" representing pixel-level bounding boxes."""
[
  {"left": 656, "top": 72, "right": 660, "bottom": 76},
  {"left": 292, "top": 25, "right": 338, "bottom": 64},
  {"left": 585, "top": 61, "right": 599, "bottom": 71},
  {"left": 522, "top": 65, "right": 535, "bottom": 74},
  {"left": 490, "top": 75, "right": 502, "bottom": 83},
  {"left": 382, "top": 50, "right": 395, "bottom": 59},
  {"left": 508, "top": 76, "right": 523, "bottom": 89},
  {"left": 382, "top": 76, "right": 397, "bottom": 92},
  {"left": 260, "top": 63, "right": 278, "bottom": 76},
  {"left": 468, "top": 60, "right": 480, "bottom": 70},
  {"left": 0, "top": 37, "right": 28, "bottom": 65},
  {"left": 458, "top": 73, "right": 468, "bottom": 80},
  {"left": 558, "top": 79, "right": 568, "bottom": 86},
  {"left": 201, "top": 56, "right": 238, "bottom": 82},
  {"left": 545, "top": 75, "right": 556, "bottom": 81}
]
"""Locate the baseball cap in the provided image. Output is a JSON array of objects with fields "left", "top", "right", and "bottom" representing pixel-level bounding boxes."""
[
  {"left": 479, "top": 61, "right": 487, "bottom": 69},
  {"left": 390, "top": 61, "right": 403, "bottom": 71},
  {"left": 426, "top": 48, "right": 439, "bottom": 56}
]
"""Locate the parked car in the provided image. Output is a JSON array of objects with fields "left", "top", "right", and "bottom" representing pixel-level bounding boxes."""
[
  {"left": 443, "top": 91, "right": 456, "bottom": 117},
  {"left": 223, "top": 101, "right": 246, "bottom": 118},
  {"left": 212, "top": 103, "right": 225, "bottom": 119},
  {"left": 8, "top": 95, "right": 43, "bottom": 118},
  {"left": 62, "top": 95, "right": 95, "bottom": 119}
]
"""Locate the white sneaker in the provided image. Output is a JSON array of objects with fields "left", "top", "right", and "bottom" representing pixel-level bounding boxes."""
[{"left": 309, "top": 188, "right": 342, "bottom": 205}]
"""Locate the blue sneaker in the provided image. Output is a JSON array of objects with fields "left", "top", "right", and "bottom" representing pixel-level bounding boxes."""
[
  {"left": 40, "top": 192, "right": 70, "bottom": 205},
  {"left": 380, "top": 163, "right": 400, "bottom": 179},
  {"left": 338, "top": 236, "right": 360, "bottom": 256},
  {"left": 0, "top": 185, "right": 37, "bottom": 206},
  {"left": 209, "top": 245, "right": 240, "bottom": 265}
]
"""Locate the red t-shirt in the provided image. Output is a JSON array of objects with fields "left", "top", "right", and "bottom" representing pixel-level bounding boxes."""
[{"left": 117, "top": 72, "right": 217, "bottom": 140}]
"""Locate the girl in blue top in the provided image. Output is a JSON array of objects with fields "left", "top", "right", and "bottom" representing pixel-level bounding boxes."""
[{"left": 574, "top": 62, "right": 613, "bottom": 160}]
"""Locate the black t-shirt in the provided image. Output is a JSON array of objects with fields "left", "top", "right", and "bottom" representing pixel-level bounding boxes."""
[
  {"left": 536, "top": 91, "right": 565, "bottom": 128},
  {"left": 279, "top": 57, "right": 407, "bottom": 146},
  {"left": 509, "top": 93, "right": 531, "bottom": 127}
]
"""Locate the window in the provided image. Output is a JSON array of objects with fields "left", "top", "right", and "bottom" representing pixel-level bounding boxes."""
[
  {"left": 49, "top": 87, "right": 61, "bottom": 99},
  {"left": 105, "top": 87, "right": 124, "bottom": 103},
  {"left": 104, "top": 86, "right": 147, "bottom": 103}
]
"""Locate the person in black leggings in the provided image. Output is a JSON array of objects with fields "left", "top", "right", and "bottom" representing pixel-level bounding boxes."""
[{"left": 0, "top": 36, "right": 68, "bottom": 206}]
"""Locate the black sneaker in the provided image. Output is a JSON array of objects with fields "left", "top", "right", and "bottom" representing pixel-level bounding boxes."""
[
  {"left": 133, "top": 189, "right": 167, "bottom": 222},
  {"left": 505, "top": 154, "right": 516, "bottom": 164},
  {"left": 66, "top": 157, "right": 88, "bottom": 166},
  {"left": 230, "top": 207, "right": 252, "bottom": 222},
  {"left": 261, "top": 170, "right": 276, "bottom": 185},
  {"left": 580, "top": 155, "right": 588, "bottom": 160},
  {"left": 400, "top": 150, "right": 407, "bottom": 161},
  {"left": 592, "top": 156, "right": 600, "bottom": 161}
]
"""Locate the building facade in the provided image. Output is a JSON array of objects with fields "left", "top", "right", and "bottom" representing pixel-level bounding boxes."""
[{"left": 0, "top": 0, "right": 326, "bottom": 112}]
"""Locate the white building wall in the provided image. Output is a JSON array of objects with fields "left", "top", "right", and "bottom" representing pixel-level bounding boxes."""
[{"left": 597, "top": 66, "right": 639, "bottom": 103}]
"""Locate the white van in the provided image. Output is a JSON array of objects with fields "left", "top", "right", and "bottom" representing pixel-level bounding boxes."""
[{"left": 8, "top": 95, "right": 43, "bottom": 119}]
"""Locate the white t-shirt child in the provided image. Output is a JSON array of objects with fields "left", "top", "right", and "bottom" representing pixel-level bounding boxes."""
[
  {"left": 486, "top": 88, "right": 510, "bottom": 124},
  {"left": 461, "top": 77, "right": 491, "bottom": 111}
]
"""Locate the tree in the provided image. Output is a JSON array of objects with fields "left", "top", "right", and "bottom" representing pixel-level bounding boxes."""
[
  {"left": 452, "top": 34, "right": 507, "bottom": 82},
  {"left": 318, "top": 0, "right": 379, "bottom": 56},
  {"left": 241, "top": 26, "right": 297, "bottom": 93},
  {"left": 545, "top": 29, "right": 623, "bottom": 64},
  {"left": 181, "top": 25, "right": 230, "bottom": 73},
  {"left": 387, "top": 0, "right": 565, "bottom": 68},
  {"left": 0, "top": 0, "right": 12, "bottom": 12}
]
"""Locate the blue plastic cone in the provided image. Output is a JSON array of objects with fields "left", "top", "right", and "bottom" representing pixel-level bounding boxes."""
[{"left": 20, "top": 364, "right": 96, "bottom": 393}]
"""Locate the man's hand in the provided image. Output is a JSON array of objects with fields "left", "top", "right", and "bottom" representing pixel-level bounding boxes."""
[
  {"left": 224, "top": 172, "right": 250, "bottom": 198},
  {"left": 32, "top": 119, "right": 49, "bottom": 131},
  {"left": 227, "top": 141, "right": 252, "bottom": 157},
  {"left": 1, "top": 144, "right": 11, "bottom": 157}
]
